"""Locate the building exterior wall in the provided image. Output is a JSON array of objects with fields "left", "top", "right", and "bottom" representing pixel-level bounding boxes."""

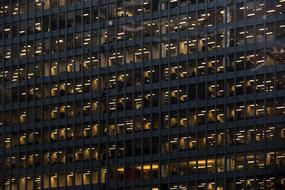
[{"left": 0, "top": 0, "right": 285, "bottom": 189}]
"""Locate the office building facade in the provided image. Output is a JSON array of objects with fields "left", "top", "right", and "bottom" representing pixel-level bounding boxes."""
[{"left": 1, "top": 0, "right": 285, "bottom": 189}]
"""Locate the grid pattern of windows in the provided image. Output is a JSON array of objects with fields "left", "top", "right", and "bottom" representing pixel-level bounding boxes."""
[{"left": 1, "top": 0, "right": 285, "bottom": 189}]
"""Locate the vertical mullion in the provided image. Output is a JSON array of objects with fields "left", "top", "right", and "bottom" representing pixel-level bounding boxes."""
[
  {"left": 71, "top": 2, "right": 76, "bottom": 189},
  {"left": 23, "top": 1, "right": 27, "bottom": 189},
  {"left": 253, "top": 0, "right": 257, "bottom": 189},
  {"left": 0, "top": 0, "right": 3, "bottom": 187},
  {"left": 214, "top": 0, "right": 218, "bottom": 189},
  {"left": 186, "top": 0, "right": 190, "bottom": 188},
  {"left": 205, "top": 1, "right": 209, "bottom": 187},
  {"left": 262, "top": 0, "right": 267, "bottom": 188},
  {"left": 233, "top": 0, "right": 237, "bottom": 188},
  {"left": 32, "top": 1, "right": 36, "bottom": 189},
  {"left": 114, "top": 1, "right": 118, "bottom": 189},
  {"left": 48, "top": 0, "right": 52, "bottom": 188},
  {"left": 88, "top": 0, "right": 92, "bottom": 189},
  {"left": 140, "top": 1, "right": 144, "bottom": 188},
  {"left": 223, "top": 0, "right": 228, "bottom": 188},
  {"left": 80, "top": 1, "right": 84, "bottom": 189},
  {"left": 242, "top": 0, "right": 247, "bottom": 189},
  {"left": 158, "top": 1, "right": 162, "bottom": 189},
  {"left": 56, "top": 0, "right": 60, "bottom": 188},
  {"left": 149, "top": 0, "right": 153, "bottom": 189},
  {"left": 64, "top": 0, "right": 68, "bottom": 188},
  {"left": 123, "top": 1, "right": 127, "bottom": 188},
  {"left": 194, "top": 0, "right": 198, "bottom": 188},
  {"left": 131, "top": 0, "right": 135, "bottom": 189},
  {"left": 167, "top": 1, "right": 171, "bottom": 189},
  {"left": 176, "top": 1, "right": 181, "bottom": 188},
  {"left": 104, "top": 0, "right": 108, "bottom": 189},
  {"left": 97, "top": 0, "right": 102, "bottom": 188},
  {"left": 16, "top": 1, "right": 20, "bottom": 190},
  {"left": 267, "top": 0, "right": 277, "bottom": 189}
]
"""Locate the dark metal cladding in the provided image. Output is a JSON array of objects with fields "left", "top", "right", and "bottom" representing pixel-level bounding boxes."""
[{"left": 0, "top": 0, "right": 285, "bottom": 190}]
